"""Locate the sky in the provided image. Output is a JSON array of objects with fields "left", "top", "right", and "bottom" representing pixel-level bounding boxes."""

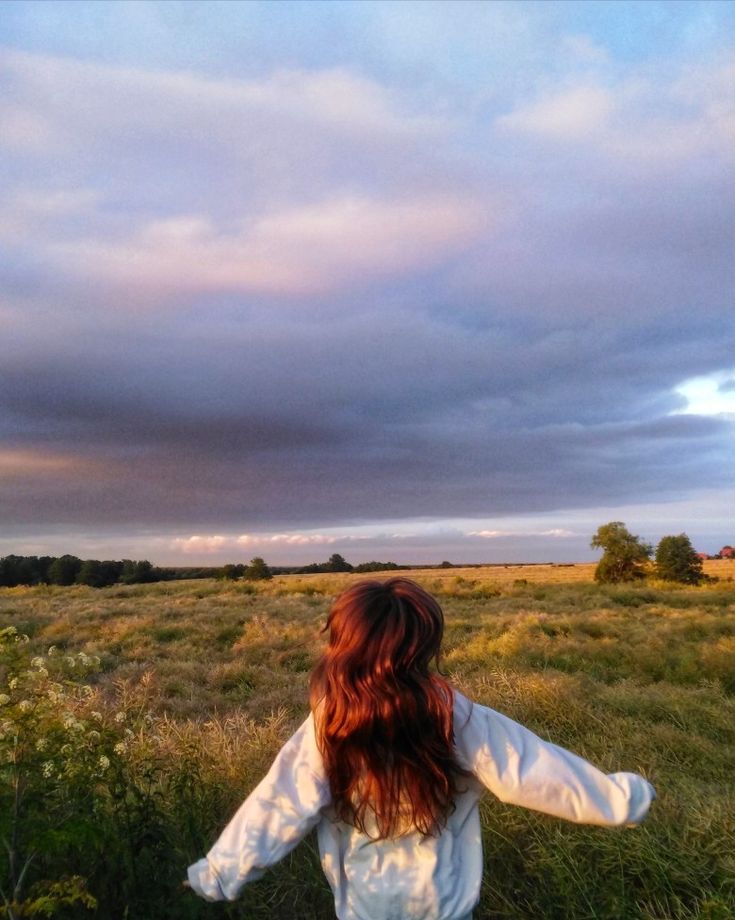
[{"left": 1, "top": 0, "right": 735, "bottom": 566}]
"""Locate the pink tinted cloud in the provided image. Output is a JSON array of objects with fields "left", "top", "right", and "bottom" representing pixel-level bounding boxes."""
[{"left": 50, "top": 193, "right": 485, "bottom": 296}]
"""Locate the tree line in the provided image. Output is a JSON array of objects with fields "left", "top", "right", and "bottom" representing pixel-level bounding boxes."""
[
  {"left": 0, "top": 555, "right": 162, "bottom": 588},
  {"left": 591, "top": 523, "right": 711, "bottom": 584}
]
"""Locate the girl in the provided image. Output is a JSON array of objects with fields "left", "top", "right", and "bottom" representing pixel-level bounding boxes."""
[{"left": 186, "top": 578, "right": 655, "bottom": 920}]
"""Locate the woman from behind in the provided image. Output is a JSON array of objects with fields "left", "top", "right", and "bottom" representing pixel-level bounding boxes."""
[{"left": 187, "top": 577, "right": 655, "bottom": 920}]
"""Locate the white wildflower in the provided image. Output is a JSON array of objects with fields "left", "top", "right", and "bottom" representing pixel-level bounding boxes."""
[
  {"left": 98, "top": 755, "right": 110, "bottom": 771},
  {"left": 0, "top": 694, "right": 10, "bottom": 706},
  {"left": 42, "top": 761, "right": 54, "bottom": 778},
  {"left": 31, "top": 657, "right": 45, "bottom": 669},
  {"left": 36, "top": 668, "right": 48, "bottom": 679},
  {"left": 114, "top": 711, "right": 126, "bottom": 723},
  {"left": 65, "top": 657, "right": 76, "bottom": 668},
  {"left": 47, "top": 645, "right": 57, "bottom": 656},
  {"left": 60, "top": 743, "right": 72, "bottom": 755},
  {"left": 114, "top": 741, "right": 126, "bottom": 756},
  {"left": 18, "top": 700, "right": 33, "bottom": 712},
  {"left": 8, "top": 678, "right": 18, "bottom": 690},
  {"left": 35, "top": 738, "right": 48, "bottom": 752},
  {"left": 88, "top": 730, "right": 100, "bottom": 741},
  {"left": 91, "top": 711, "right": 103, "bottom": 722},
  {"left": 82, "top": 685, "right": 94, "bottom": 698}
]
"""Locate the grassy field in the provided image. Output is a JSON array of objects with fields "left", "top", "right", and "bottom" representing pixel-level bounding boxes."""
[{"left": 1, "top": 562, "right": 734, "bottom": 918}]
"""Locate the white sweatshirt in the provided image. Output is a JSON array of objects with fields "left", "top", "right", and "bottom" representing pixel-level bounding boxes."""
[{"left": 187, "top": 690, "right": 656, "bottom": 920}]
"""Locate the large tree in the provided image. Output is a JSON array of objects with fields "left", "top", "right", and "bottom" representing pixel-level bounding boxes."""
[
  {"left": 655, "top": 534, "right": 703, "bottom": 585},
  {"left": 591, "top": 522, "right": 652, "bottom": 583}
]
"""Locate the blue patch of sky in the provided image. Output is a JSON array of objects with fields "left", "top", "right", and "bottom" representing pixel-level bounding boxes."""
[{"left": 4, "top": 0, "right": 733, "bottom": 84}]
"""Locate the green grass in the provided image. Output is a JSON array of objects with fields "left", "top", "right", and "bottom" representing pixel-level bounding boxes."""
[{"left": 0, "top": 571, "right": 734, "bottom": 918}]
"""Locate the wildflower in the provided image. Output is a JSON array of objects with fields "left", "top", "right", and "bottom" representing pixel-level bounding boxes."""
[
  {"left": 88, "top": 730, "right": 100, "bottom": 741},
  {"left": 63, "top": 715, "right": 76, "bottom": 729},
  {"left": 47, "top": 645, "right": 57, "bottom": 656},
  {"left": 18, "top": 700, "right": 33, "bottom": 712},
  {"left": 114, "top": 711, "right": 126, "bottom": 723},
  {"left": 35, "top": 738, "right": 48, "bottom": 752},
  {"left": 60, "top": 744, "right": 72, "bottom": 755},
  {"left": 98, "top": 755, "right": 110, "bottom": 771},
  {"left": 36, "top": 668, "right": 49, "bottom": 679},
  {"left": 65, "top": 657, "right": 76, "bottom": 668},
  {"left": 8, "top": 678, "right": 18, "bottom": 690},
  {"left": 114, "top": 741, "right": 126, "bottom": 756},
  {"left": 82, "top": 685, "right": 94, "bottom": 697},
  {"left": 31, "top": 656, "right": 45, "bottom": 669},
  {"left": 91, "top": 711, "right": 103, "bottom": 722},
  {"left": 42, "top": 761, "right": 54, "bottom": 778},
  {"left": 0, "top": 694, "right": 10, "bottom": 706}
]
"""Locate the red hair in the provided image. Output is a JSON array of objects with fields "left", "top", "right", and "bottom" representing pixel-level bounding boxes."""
[{"left": 309, "top": 578, "right": 469, "bottom": 839}]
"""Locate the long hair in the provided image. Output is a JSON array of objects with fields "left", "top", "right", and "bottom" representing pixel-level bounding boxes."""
[{"left": 309, "top": 577, "right": 469, "bottom": 840}]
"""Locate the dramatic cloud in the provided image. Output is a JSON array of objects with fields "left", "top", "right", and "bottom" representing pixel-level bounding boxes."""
[{"left": 2, "top": 2, "right": 735, "bottom": 564}]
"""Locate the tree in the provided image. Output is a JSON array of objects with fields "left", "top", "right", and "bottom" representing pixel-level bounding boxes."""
[
  {"left": 325, "top": 553, "right": 352, "bottom": 573},
  {"left": 590, "top": 522, "right": 652, "bottom": 583},
  {"left": 244, "top": 557, "right": 272, "bottom": 581},
  {"left": 655, "top": 534, "right": 703, "bottom": 585},
  {"left": 48, "top": 555, "right": 83, "bottom": 586}
]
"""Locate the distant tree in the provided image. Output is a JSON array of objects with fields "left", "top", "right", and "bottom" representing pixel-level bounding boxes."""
[
  {"left": 244, "top": 557, "right": 272, "bottom": 581},
  {"left": 720, "top": 545, "right": 734, "bottom": 559},
  {"left": 76, "top": 559, "right": 121, "bottom": 588},
  {"left": 655, "top": 534, "right": 703, "bottom": 585},
  {"left": 120, "top": 559, "right": 155, "bottom": 584},
  {"left": 220, "top": 564, "right": 240, "bottom": 581},
  {"left": 439, "top": 561, "right": 454, "bottom": 569},
  {"left": 591, "top": 522, "right": 652, "bottom": 583},
  {"left": 0, "top": 555, "right": 51, "bottom": 586},
  {"left": 325, "top": 553, "right": 353, "bottom": 573},
  {"left": 48, "top": 555, "right": 83, "bottom": 586},
  {"left": 353, "top": 561, "right": 400, "bottom": 573}
]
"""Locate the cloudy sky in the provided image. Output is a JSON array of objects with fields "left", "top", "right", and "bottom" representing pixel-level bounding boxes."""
[{"left": 2, "top": 0, "right": 735, "bottom": 566}]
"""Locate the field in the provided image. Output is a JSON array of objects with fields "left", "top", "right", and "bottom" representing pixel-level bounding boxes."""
[{"left": 1, "top": 561, "right": 734, "bottom": 919}]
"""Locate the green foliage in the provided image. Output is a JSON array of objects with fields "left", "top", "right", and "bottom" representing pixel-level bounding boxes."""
[
  {"left": 47, "top": 556, "right": 82, "bottom": 587},
  {"left": 591, "top": 521, "right": 653, "bottom": 583},
  {"left": 244, "top": 557, "right": 272, "bottom": 581},
  {"left": 656, "top": 534, "right": 704, "bottom": 585}
]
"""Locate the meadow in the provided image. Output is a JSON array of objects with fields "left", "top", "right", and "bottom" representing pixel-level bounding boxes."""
[{"left": 1, "top": 561, "right": 733, "bottom": 919}]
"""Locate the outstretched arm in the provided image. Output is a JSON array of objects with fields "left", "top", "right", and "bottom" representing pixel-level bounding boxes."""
[
  {"left": 454, "top": 693, "right": 655, "bottom": 827},
  {"left": 186, "top": 712, "right": 331, "bottom": 901}
]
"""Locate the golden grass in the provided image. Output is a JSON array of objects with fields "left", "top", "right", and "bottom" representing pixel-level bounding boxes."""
[{"left": 1, "top": 564, "right": 734, "bottom": 918}]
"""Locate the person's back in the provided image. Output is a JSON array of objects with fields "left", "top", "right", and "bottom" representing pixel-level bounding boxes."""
[{"left": 186, "top": 578, "right": 655, "bottom": 920}]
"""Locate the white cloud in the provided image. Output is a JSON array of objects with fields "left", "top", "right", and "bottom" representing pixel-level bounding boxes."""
[
  {"left": 237, "top": 533, "right": 339, "bottom": 546},
  {"left": 48, "top": 193, "right": 484, "bottom": 296},
  {"left": 467, "top": 528, "right": 576, "bottom": 539},
  {"left": 170, "top": 535, "right": 228, "bottom": 554},
  {"left": 497, "top": 85, "right": 614, "bottom": 140}
]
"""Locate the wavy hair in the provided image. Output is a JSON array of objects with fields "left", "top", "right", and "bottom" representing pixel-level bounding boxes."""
[{"left": 309, "top": 577, "right": 469, "bottom": 839}]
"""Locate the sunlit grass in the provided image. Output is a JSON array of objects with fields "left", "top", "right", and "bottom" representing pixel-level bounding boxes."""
[{"left": 1, "top": 562, "right": 734, "bottom": 918}]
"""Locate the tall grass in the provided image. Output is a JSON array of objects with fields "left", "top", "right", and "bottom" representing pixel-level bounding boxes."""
[{"left": 0, "top": 566, "right": 733, "bottom": 918}]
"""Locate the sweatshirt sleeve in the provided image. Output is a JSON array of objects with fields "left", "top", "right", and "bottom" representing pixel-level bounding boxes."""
[
  {"left": 187, "top": 712, "right": 331, "bottom": 902},
  {"left": 453, "top": 692, "right": 656, "bottom": 827}
]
